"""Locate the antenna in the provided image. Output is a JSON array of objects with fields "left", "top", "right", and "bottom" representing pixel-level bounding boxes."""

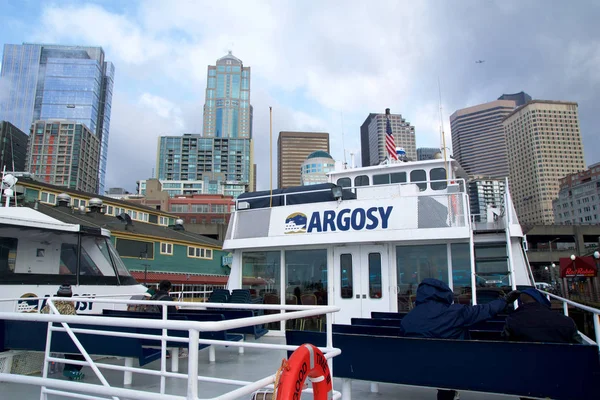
[
  {"left": 340, "top": 112, "right": 347, "bottom": 169},
  {"left": 438, "top": 77, "right": 449, "bottom": 179}
]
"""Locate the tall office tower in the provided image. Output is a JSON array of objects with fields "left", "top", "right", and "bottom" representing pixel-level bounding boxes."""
[
  {"left": 197, "top": 52, "right": 253, "bottom": 195},
  {"left": 417, "top": 147, "right": 441, "bottom": 161},
  {"left": 504, "top": 100, "right": 586, "bottom": 225},
  {"left": 498, "top": 92, "right": 532, "bottom": 107},
  {"left": 553, "top": 163, "right": 600, "bottom": 225},
  {"left": 156, "top": 134, "right": 252, "bottom": 198},
  {"left": 360, "top": 112, "right": 416, "bottom": 167},
  {"left": 27, "top": 121, "right": 100, "bottom": 193},
  {"left": 0, "top": 121, "right": 29, "bottom": 172},
  {"left": 468, "top": 176, "right": 506, "bottom": 222},
  {"left": 277, "top": 131, "right": 329, "bottom": 188},
  {"left": 0, "top": 43, "right": 114, "bottom": 193},
  {"left": 450, "top": 99, "right": 517, "bottom": 177}
]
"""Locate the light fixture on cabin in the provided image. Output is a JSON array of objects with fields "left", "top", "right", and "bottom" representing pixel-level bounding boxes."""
[
  {"left": 237, "top": 201, "right": 250, "bottom": 210},
  {"left": 331, "top": 185, "right": 343, "bottom": 201}
]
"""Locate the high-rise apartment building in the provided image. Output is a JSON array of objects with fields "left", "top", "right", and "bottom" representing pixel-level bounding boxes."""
[
  {"left": 450, "top": 99, "right": 518, "bottom": 177},
  {"left": 0, "top": 121, "right": 28, "bottom": 172},
  {"left": 553, "top": 163, "right": 600, "bottom": 225},
  {"left": 277, "top": 131, "right": 329, "bottom": 188},
  {"left": 504, "top": 100, "right": 586, "bottom": 225},
  {"left": 498, "top": 91, "right": 532, "bottom": 107},
  {"left": 27, "top": 120, "right": 100, "bottom": 193},
  {"left": 0, "top": 43, "right": 114, "bottom": 193},
  {"left": 360, "top": 112, "right": 416, "bottom": 167},
  {"left": 417, "top": 147, "right": 441, "bottom": 161},
  {"left": 156, "top": 134, "right": 252, "bottom": 198},
  {"left": 468, "top": 176, "right": 506, "bottom": 222}
]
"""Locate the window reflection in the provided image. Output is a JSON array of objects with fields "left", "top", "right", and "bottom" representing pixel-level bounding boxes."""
[
  {"left": 368, "top": 253, "right": 382, "bottom": 299},
  {"left": 242, "top": 251, "right": 281, "bottom": 302},
  {"left": 451, "top": 243, "right": 471, "bottom": 302},
  {"left": 396, "top": 244, "right": 448, "bottom": 311},
  {"left": 340, "top": 254, "right": 353, "bottom": 299},
  {"left": 285, "top": 249, "right": 327, "bottom": 306}
]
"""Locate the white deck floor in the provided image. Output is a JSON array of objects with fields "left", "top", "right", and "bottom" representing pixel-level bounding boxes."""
[{"left": 1, "top": 336, "right": 518, "bottom": 400}]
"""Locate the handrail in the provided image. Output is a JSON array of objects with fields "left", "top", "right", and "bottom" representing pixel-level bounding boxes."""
[
  {"left": 235, "top": 178, "right": 467, "bottom": 207},
  {"left": 540, "top": 290, "right": 600, "bottom": 352},
  {"left": 0, "top": 296, "right": 341, "bottom": 400}
]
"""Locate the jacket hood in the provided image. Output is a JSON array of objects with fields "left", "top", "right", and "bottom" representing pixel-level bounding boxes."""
[
  {"left": 520, "top": 288, "right": 552, "bottom": 308},
  {"left": 415, "top": 278, "right": 454, "bottom": 306}
]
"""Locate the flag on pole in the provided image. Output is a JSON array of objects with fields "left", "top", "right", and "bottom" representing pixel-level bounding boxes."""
[{"left": 385, "top": 109, "right": 398, "bottom": 161}]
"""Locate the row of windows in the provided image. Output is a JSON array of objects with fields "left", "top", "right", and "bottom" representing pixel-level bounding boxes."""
[
  {"left": 336, "top": 168, "right": 448, "bottom": 192},
  {"left": 187, "top": 246, "right": 213, "bottom": 259}
]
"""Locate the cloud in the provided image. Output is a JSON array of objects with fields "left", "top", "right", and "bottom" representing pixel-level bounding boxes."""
[{"left": 23, "top": 0, "right": 600, "bottom": 191}]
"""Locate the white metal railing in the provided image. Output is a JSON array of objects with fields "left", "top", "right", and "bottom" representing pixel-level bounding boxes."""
[
  {"left": 540, "top": 290, "right": 600, "bottom": 352},
  {"left": 0, "top": 296, "right": 341, "bottom": 400},
  {"left": 171, "top": 288, "right": 227, "bottom": 303}
]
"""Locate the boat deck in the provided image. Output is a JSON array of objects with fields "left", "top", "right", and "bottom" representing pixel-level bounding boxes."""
[{"left": 1, "top": 336, "right": 517, "bottom": 399}]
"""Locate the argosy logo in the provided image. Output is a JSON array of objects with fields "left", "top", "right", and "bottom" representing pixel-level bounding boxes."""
[{"left": 286, "top": 206, "right": 393, "bottom": 233}]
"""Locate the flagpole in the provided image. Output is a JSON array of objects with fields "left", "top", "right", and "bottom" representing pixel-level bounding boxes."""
[{"left": 269, "top": 106, "right": 273, "bottom": 208}]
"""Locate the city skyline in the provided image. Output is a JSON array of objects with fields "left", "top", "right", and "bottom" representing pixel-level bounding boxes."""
[{"left": 0, "top": 1, "right": 598, "bottom": 192}]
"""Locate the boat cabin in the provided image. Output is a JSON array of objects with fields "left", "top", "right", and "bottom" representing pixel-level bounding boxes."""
[{"left": 223, "top": 159, "right": 533, "bottom": 330}]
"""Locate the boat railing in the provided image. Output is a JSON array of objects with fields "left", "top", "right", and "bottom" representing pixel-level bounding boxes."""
[
  {"left": 0, "top": 296, "right": 342, "bottom": 400},
  {"left": 171, "top": 288, "right": 227, "bottom": 303},
  {"left": 540, "top": 290, "right": 600, "bottom": 352},
  {"left": 235, "top": 178, "right": 467, "bottom": 208}
]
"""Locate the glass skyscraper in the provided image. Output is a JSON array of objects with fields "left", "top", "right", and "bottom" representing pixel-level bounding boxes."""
[
  {"left": 0, "top": 43, "right": 114, "bottom": 193},
  {"left": 203, "top": 51, "right": 252, "bottom": 139}
]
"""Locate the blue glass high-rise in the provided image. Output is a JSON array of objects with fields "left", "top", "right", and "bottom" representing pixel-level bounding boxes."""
[{"left": 0, "top": 43, "right": 114, "bottom": 193}]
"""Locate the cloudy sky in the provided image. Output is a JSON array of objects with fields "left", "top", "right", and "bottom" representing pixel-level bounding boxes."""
[{"left": 1, "top": 0, "right": 598, "bottom": 191}]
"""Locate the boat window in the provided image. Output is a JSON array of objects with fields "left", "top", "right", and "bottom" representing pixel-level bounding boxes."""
[
  {"left": 451, "top": 243, "right": 471, "bottom": 297},
  {"left": 242, "top": 251, "right": 281, "bottom": 310},
  {"left": 373, "top": 174, "right": 390, "bottom": 185},
  {"left": 430, "top": 168, "right": 448, "bottom": 190},
  {"left": 337, "top": 178, "right": 351, "bottom": 188},
  {"left": 396, "top": 245, "right": 448, "bottom": 311},
  {"left": 340, "top": 254, "right": 353, "bottom": 299},
  {"left": 410, "top": 170, "right": 427, "bottom": 191},
  {"left": 368, "top": 253, "right": 382, "bottom": 299},
  {"left": 474, "top": 243, "right": 510, "bottom": 289},
  {"left": 354, "top": 175, "right": 370, "bottom": 187},
  {"left": 106, "top": 239, "right": 135, "bottom": 284},
  {"left": 0, "top": 237, "right": 18, "bottom": 277},
  {"left": 286, "top": 249, "right": 327, "bottom": 310},
  {"left": 390, "top": 172, "right": 407, "bottom": 183}
]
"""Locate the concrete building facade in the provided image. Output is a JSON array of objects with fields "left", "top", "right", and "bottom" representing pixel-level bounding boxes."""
[
  {"left": 450, "top": 99, "right": 517, "bottom": 177},
  {"left": 0, "top": 121, "right": 28, "bottom": 172},
  {"left": 277, "top": 131, "right": 329, "bottom": 188},
  {"left": 504, "top": 100, "right": 586, "bottom": 225},
  {"left": 417, "top": 147, "right": 441, "bottom": 161},
  {"left": 553, "top": 162, "right": 600, "bottom": 225},
  {"left": 498, "top": 91, "right": 532, "bottom": 107},
  {"left": 360, "top": 112, "right": 416, "bottom": 166},
  {"left": 26, "top": 120, "right": 100, "bottom": 193}
]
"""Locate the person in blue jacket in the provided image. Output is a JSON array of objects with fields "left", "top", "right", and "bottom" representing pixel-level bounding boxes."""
[{"left": 401, "top": 278, "right": 520, "bottom": 400}]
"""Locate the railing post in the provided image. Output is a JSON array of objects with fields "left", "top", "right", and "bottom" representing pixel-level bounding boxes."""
[
  {"left": 563, "top": 301, "right": 569, "bottom": 316},
  {"left": 187, "top": 329, "right": 200, "bottom": 400},
  {"left": 326, "top": 311, "right": 333, "bottom": 376},
  {"left": 594, "top": 313, "right": 600, "bottom": 353}
]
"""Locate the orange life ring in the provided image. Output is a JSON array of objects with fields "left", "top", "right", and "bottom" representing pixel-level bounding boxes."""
[{"left": 275, "top": 343, "right": 332, "bottom": 400}]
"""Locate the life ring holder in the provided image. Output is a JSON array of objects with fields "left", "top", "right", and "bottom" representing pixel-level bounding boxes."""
[{"left": 274, "top": 343, "right": 333, "bottom": 400}]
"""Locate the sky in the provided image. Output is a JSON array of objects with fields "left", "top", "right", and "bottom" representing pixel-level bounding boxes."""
[{"left": 0, "top": 0, "right": 599, "bottom": 192}]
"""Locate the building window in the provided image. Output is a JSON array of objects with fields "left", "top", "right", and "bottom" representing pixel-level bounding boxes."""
[
  {"left": 40, "top": 192, "right": 56, "bottom": 204},
  {"left": 160, "top": 242, "right": 173, "bottom": 255},
  {"left": 116, "top": 238, "right": 154, "bottom": 259},
  {"left": 187, "top": 246, "right": 213, "bottom": 259}
]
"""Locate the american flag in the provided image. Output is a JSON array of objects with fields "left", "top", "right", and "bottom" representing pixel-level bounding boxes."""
[{"left": 385, "top": 114, "right": 398, "bottom": 161}]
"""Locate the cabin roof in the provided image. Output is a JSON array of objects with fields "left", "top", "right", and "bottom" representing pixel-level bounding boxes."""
[{"left": 31, "top": 203, "right": 223, "bottom": 248}]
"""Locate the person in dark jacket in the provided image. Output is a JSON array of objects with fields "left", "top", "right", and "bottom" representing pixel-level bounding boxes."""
[
  {"left": 151, "top": 280, "right": 177, "bottom": 314},
  {"left": 503, "top": 288, "right": 582, "bottom": 344},
  {"left": 401, "top": 278, "right": 520, "bottom": 400}
]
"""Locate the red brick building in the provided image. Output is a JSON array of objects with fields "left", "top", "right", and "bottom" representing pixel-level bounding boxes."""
[{"left": 168, "top": 194, "right": 235, "bottom": 225}]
